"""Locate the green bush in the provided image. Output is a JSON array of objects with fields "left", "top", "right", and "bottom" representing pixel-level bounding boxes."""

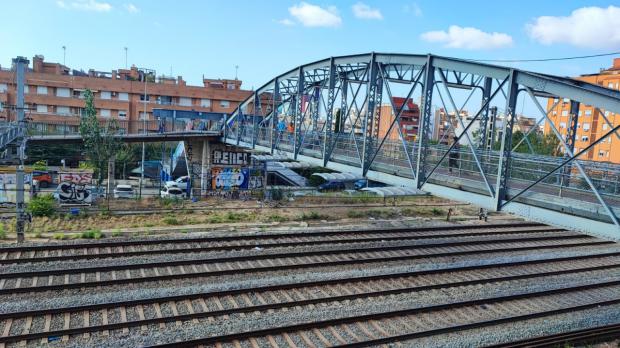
[
  {"left": 0, "top": 224, "right": 6, "bottom": 239},
  {"left": 111, "top": 229, "right": 122, "bottom": 237},
  {"left": 264, "top": 214, "right": 288, "bottom": 223},
  {"left": 162, "top": 216, "right": 180, "bottom": 225},
  {"left": 299, "top": 211, "right": 328, "bottom": 221},
  {"left": 270, "top": 188, "right": 284, "bottom": 201},
  {"left": 81, "top": 229, "right": 104, "bottom": 239},
  {"left": 26, "top": 194, "right": 56, "bottom": 217},
  {"left": 53, "top": 233, "right": 67, "bottom": 240},
  {"left": 431, "top": 208, "right": 444, "bottom": 216}
]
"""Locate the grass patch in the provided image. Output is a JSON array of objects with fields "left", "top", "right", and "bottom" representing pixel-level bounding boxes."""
[
  {"left": 53, "top": 233, "right": 67, "bottom": 240},
  {"left": 431, "top": 207, "right": 444, "bottom": 216},
  {"left": 162, "top": 216, "right": 180, "bottom": 225},
  {"left": 264, "top": 214, "right": 289, "bottom": 223},
  {"left": 347, "top": 209, "right": 398, "bottom": 219},
  {"left": 298, "top": 211, "right": 329, "bottom": 221},
  {"left": 81, "top": 229, "right": 104, "bottom": 239},
  {"left": 0, "top": 225, "right": 6, "bottom": 239},
  {"left": 111, "top": 229, "right": 122, "bottom": 237}
]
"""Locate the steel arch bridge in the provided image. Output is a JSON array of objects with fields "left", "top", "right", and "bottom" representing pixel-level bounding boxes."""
[{"left": 222, "top": 52, "right": 620, "bottom": 236}]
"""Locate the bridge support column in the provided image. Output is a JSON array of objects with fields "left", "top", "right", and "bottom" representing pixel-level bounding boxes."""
[
  {"left": 270, "top": 79, "right": 280, "bottom": 154},
  {"left": 201, "top": 140, "right": 210, "bottom": 195},
  {"left": 293, "top": 66, "right": 305, "bottom": 159},
  {"left": 479, "top": 77, "right": 493, "bottom": 150},
  {"left": 414, "top": 55, "right": 435, "bottom": 189},
  {"left": 362, "top": 53, "right": 383, "bottom": 176},
  {"left": 494, "top": 69, "right": 518, "bottom": 211}
]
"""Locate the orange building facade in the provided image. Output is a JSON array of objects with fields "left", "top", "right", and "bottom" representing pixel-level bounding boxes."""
[
  {"left": 0, "top": 55, "right": 252, "bottom": 132},
  {"left": 377, "top": 97, "right": 420, "bottom": 142},
  {"left": 545, "top": 58, "right": 620, "bottom": 163}
]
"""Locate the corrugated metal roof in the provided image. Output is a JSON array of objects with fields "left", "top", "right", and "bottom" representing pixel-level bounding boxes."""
[
  {"left": 360, "top": 187, "right": 426, "bottom": 197},
  {"left": 311, "top": 172, "right": 365, "bottom": 182}
]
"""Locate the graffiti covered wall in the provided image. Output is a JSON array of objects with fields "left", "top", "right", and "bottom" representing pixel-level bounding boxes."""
[{"left": 57, "top": 172, "right": 94, "bottom": 204}]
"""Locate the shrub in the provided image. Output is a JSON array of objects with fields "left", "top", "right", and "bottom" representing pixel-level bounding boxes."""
[
  {"left": 431, "top": 208, "right": 444, "bottom": 216},
  {"left": 347, "top": 210, "right": 365, "bottom": 219},
  {"left": 270, "top": 188, "right": 284, "bottom": 201},
  {"left": 81, "top": 229, "right": 104, "bottom": 239},
  {"left": 53, "top": 233, "right": 67, "bottom": 240},
  {"left": 162, "top": 216, "right": 180, "bottom": 225},
  {"left": 112, "top": 229, "right": 122, "bottom": 237},
  {"left": 26, "top": 194, "right": 56, "bottom": 217},
  {"left": 299, "top": 211, "right": 328, "bottom": 221},
  {"left": 0, "top": 225, "right": 6, "bottom": 239},
  {"left": 265, "top": 214, "right": 288, "bottom": 223},
  {"left": 226, "top": 212, "right": 248, "bottom": 222}
]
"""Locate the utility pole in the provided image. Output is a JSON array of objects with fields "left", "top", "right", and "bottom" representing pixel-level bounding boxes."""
[
  {"left": 124, "top": 47, "right": 128, "bottom": 69},
  {"left": 139, "top": 74, "right": 147, "bottom": 199},
  {"left": 235, "top": 65, "right": 239, "bottom": 80},
  {"left": 14, "top": 57, "right": 29, "bottom": 243}
]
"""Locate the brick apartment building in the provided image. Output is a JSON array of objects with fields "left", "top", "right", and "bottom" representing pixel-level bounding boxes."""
[
  {"left": 545, "top": 58, "right": 620, "bottom": 163},
  {"left": 377, "top": 97, "right": 420, "bottom": 142},
  {"left": 0, "top": 55, "right": 252, "bottom": 133}
]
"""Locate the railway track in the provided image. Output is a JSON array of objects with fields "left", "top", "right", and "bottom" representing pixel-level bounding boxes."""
[
  {"left": 0, "top": 234, "right": 610, "bottom": 296},
  {"left": 485, "top": 323, "right": 620, "bottom": 347},
  {"left": 1, "top": 250, "right": 619, "bottom": 346},
  {"left": 147, "top": 280, "right": 620, "bottom": 347},
  {"left": 0, "top": 222, "right": 557, "bottom": 264}
]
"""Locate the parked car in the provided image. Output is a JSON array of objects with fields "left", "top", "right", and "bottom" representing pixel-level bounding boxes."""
[
  {"left": 165, "top": 176, "right": 190, "bottom": 190},
  {"left": 113, "top": 184, "right": 135, "bottom": 199},
  {"left": 32, "top": 171, "right": 52, "bottom": 188},
  {"left": 318, "top": 181, "right": 345, "bottom": 192},
  {"left": 353, "top": 179, "right": 387, "bottom": 190},
  {"left": 160, "top": 185, "right": 185, "bottom": 199}
]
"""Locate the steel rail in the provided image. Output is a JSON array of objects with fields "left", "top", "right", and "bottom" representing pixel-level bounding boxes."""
[
  {"left": 484, "top": 323, "right": 620, "bottom": 348},
  {"left": 0, "top": 222, "right": 545, "bottom": 253},
  {"left": 0, "top": 226, "right": 565, "bottom": 265},
  {"left": 0, "top": 233, "right": 601, "bottom": 280},
  {"left": 2, "top": 258, "right": 620, "bottom": 344},
  {"left": 0, "top": 240, "right": 612, "bottom": 296},
  {"left": 147, "top": 280, "right": 620, "bottom": 347}
]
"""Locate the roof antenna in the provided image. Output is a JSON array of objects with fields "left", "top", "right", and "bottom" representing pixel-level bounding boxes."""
[{"left": 235, "top": 65, "right": 239, "bottom": 80}]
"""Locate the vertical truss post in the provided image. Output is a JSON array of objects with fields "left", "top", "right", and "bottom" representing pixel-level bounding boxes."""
[
  {"left": 270, "top": 79, "right": 280, "bottom": 154},
  {"left": 561, "top": 100, "right": 580, "bottom": 187},
  {"left": 487, "top": 106, "right": 498, "bottom": 150},
  {"left": 235, "top": 109, "right": 243, "bottom": 146},
  {"left": 252, "top": 91, "right": 259, "bottom": 149},
  {"left": 479, "top": 77, "right": 493, "bottom": 149},
  {"left": 293, "top": 66, "right": 305, "bottom": 159},
  {"left": 323, "top": 58, "right": 337, "bottom": 166},
  {"left": 414, "top": 55, "right": 434, "bottom": 189},
  {"left": 494, "top": 69, "right": 518, "bottom": 210},
  {"left": 361, "top": 53, "right": 383, "bottom": 175}
]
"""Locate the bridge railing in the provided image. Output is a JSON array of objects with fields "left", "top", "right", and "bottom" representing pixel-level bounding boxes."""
[{"left": 24, "top": 119, "right": 223, "bottom": 138}]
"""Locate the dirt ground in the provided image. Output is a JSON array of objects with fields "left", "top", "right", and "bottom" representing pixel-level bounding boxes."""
[{"left": 0, "top": 194, "right": 484, "bottom": 241}]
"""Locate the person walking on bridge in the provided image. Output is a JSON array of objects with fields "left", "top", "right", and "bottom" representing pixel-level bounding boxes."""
[{"left": 448, "top": 136, "right": 460, "bottom": 174}]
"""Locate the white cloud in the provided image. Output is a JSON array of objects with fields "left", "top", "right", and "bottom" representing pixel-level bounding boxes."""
[
  {"left": 278, "top": 18, "right": 295, "bottom": 26},
  {"left": 352, "top": 2, "right": 382, "bottom": 20},
  {"left": 526, "top": 6, "right": 620, "bottom": 49},
  {"left": 124, "top": 3, "right": 139, "bottom": 13},
  {"left": 403, "top": 3, "right": 422, "bottom": 17},
  {"left": 56, "top": 0, "right": 112, "bottom": 12},
  {"left": 421, "top": 25, "right": 513, "bottom": 50},
  {"left": 288, "top": 2, "right": 342, "bottom": 27}
]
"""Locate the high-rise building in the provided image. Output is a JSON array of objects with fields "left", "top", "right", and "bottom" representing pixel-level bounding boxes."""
[
  {"left": 545, "top": 58, "right": 620, "bottom": 163},
  {"left": 0, "top": 55, "right": 252, "bottom": 133},
  {"left": 377, "top": 97, "right": 420, "bottom": 142}
]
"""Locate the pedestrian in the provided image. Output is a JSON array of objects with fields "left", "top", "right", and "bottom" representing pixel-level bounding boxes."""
[
  {"left": 277, "top": 118, "right": 286, "bottom": 139},
  {"left": 448, "top": 136, "right": 460, "bottom": 173},
  {"left": 287, "top": 122, "right": 295, "bottom": 143}
]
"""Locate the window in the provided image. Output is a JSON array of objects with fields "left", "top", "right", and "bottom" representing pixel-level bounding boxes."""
[
  {"left": 605, "top": 111, "right": 610, "bottom": 117},
  {"left": 118, "top": 92, "right": 129, "bottom": 101},
  {"left": 583, "top": 123, "right": 590, "bottom": 131},
  {"left": 599, "top": 150, "right": 606, "bottom": 157},
  {"left": 578, "top": 110, "right": 582, "bottom": 116},
  {"left": 561, "top": 110, "right": 568, "bottom": 116},
  {"left": 220, "top": 100, "right": 230, "bottom": 108},
  {"left": 585, "top": 109, "right": 592, "bottom": 116},
  {"left": 179, "top": 97, "right": 192, "bottom": 106},
  {"left": 576, "top": 123, "right": 581, "bottom": 128},
  {"left": 200, "top": 99, "right": 211, "bottom": 107},
  {"left": 227, "top": 83, "right": 236, "bottom": 90},
  {"left": 100, "top": 91, "right": 111, "bottom": 100},
  {"left": 603, "top": 124, "right": 608, "bottom": 130},
  {"left": 559, "top": 122, "right": 566, "bottom": 128},
  {"left": 0, "top": 83, "right": 7, "bottom": 93},
  {"left": 608, "top": 82, "right": 614, "bottom": 89},
  {"left": 56, "top": 87, "right": 70, "bottom": 97},
  {"left": 118, "top": 111, "right": 127, "bottom": 119},
  {"left": 36, "top": 104, "right": 48, "bottom": 113},
  {"left": 581, "top": 135, "right": 589, "bottom": 142},
  {"left": 36, "top": 86, "right": 48, "bottom": 95},
  {"left": 73, "top": 90, "right": 86, "bottom": 99},
  {"left": 56, "top": 106, "right": 70, "bottom": 115},
  {"left": 24, "top": 85, "right": 29, "bottom": 94},
  {"left": 139, "top": 112, "right": 150, "bottom": 120},
  {"left": 158, "top": 96, "right": 172, "bottom": 105},
  {"left": 562, "top": 98, "right": 570, "bottom": 103},
  {"left": 552, "top": 110, "right": 557, "bottom": 116},
  {"left": 100, "top": 109, "right": 111, "bottom": 118},
  {"left": 140, "top": 94, "right": 150, "bottom": 101}
]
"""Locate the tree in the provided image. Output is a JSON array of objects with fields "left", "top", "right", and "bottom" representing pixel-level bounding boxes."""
[{"left": 79, "top": 89, "right": 122, "bottom": 187}]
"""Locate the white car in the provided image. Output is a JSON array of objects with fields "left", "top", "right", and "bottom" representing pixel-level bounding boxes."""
[
  {"left": 165, "top": 176, "right": 189, "bottom": 190},
  {"left": 113, "top": 184, "right": 135, "bottom": 199},
  {"left": 160, "top": 185, "right": 185, "bottom": 199}
]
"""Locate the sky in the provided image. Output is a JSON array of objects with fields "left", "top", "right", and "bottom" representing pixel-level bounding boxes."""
[{"left": 1, "top": 0, "right": 620, "bottom": 93}]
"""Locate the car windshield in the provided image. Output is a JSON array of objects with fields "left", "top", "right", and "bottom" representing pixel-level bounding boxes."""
[
  {"left": 168, "top": 188, "right": 182, "bottom": 194},
  {"left": 116, "top": 187, "right": 133, "bottom": 192}
]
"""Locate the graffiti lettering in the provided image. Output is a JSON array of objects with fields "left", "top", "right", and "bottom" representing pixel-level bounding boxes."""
[
  {"left": 57, "top": 182, "right": 92, "bottom": 204},
  {"left": 59, "top": 172, "right": 92, "bottom": 185},
  {"left": 212, "top": 150, "right": 250, "bottom": 166}
]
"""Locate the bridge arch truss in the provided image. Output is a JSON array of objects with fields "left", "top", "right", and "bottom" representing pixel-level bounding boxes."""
[{"left": 223, "top": 53, "right": 620, "bottom": 235}]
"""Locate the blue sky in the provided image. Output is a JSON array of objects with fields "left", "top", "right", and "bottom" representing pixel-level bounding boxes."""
[{"left": 1, "top": 0, "right": 620, "bottom": 91}]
